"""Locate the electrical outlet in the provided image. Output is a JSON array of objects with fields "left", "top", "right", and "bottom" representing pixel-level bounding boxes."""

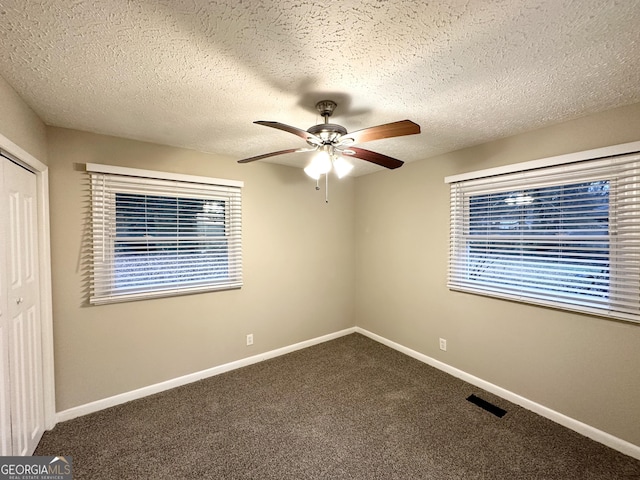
[
  {"left": 439, "top": 338, "right": 447, "bottom": 351},
  {"left": 246, "top": 334, "right": 254, "bottom": 346}
]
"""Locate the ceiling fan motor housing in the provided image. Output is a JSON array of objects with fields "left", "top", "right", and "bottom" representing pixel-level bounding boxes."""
[
  {"left": 306, "top": 100, "right": 346, "bottom": 144},
  {"left": 307, "top": 123, "right": 347, "bottom": 144}
]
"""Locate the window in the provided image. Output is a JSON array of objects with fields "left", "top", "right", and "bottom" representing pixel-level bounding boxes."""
[
  {"left": 447, "top": 151, "right": 640, "bottom": 323},
  {"left": 87, "top": 164, "right": 243, "bottom": 304}
]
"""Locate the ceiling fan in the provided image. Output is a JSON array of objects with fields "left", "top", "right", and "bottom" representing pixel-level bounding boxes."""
[{"left": 238, "top": 100, "right": 421, "bottom": 179}]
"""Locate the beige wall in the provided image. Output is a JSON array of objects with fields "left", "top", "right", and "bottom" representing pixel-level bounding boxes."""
[
  {"left": 47, "top": 127, "right": 355, "bottom": 411},
  {"left": 354, "top": 102, "right": 640, "bottom": 447},
  {"left": 0, "top": 75, "right": 48, "bottom": 163}
]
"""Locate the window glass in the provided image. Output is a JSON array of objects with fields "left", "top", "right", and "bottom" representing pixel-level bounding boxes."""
[
  {"left": 114, "top": 193, "right": 229, "bottom": 291},
  {"left": 466, "top": 181, "right": 610, "bottom": 299}
]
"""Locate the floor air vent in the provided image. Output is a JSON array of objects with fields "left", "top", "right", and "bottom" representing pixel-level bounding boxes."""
[{"left": 466, "top": 394, "right": 507, "bottom": 418}]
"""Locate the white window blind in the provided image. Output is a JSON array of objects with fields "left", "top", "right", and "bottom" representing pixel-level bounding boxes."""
[
  {"left": 447, "top": 152, "right": 640, "bottom": 323},
  {"left": 87, "top": 164, "right": 243, "bottom": 305}
]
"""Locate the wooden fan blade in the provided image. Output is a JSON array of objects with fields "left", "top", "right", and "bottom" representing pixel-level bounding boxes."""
[
  {"left": 255, "top": 121, "right": 323, "bottom": 145},
  {"left": 342, "top": 147, "right": 404, "bottom": 169},
  {"left": 339, "top": 120, "right": 420, "bottom": 145},
  {"left": 238, "top": 148, "right": 315, "bottom": 163}
]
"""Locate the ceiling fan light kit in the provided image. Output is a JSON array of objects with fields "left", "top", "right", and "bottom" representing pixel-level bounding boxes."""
[
  {"left": 304, "top": 147, "right": 333, "bottom": 179},
  {"left": 332, "top": 156, "right": 354, "bottom": 178},
  {"left": 304, "top": 151, "right": 355, "bottom": 180},
  {"left": 238, "top": 99, "right": 421, "bottom": 200}
]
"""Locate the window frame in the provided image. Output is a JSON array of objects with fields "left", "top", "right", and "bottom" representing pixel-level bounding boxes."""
[
  {"left": 445, "top": 141, "right": 640, "bottom": 324},
  {"left": 87, "top": 163, "right": 243, "bottom": 305}
]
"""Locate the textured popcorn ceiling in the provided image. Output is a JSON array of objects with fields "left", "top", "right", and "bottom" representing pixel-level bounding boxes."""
[{"left": 0, "top": 0, "right": 639, "bottom": 176}]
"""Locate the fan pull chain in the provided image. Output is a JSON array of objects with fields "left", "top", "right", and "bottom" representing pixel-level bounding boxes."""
[
  {"left": 313, "top": 173, "right": 330, "bottom": 203},
  {"left": 325, "top": 173, "right": 329, "bottom": 203}
]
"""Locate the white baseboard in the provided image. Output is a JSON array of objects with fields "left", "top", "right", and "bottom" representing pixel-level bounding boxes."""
[
  {"left": 56, "top": 327, "right": 356, "bottom": 423},
  {"left": 355, "top": 327, "right": 640, "bottom": 461},
  {"left": 56, "top": 325, "right": 639, "bottom": 461}
]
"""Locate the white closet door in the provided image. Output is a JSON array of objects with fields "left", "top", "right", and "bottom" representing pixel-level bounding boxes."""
[{"left": 1, "top": 157, "right": 44, "bottom": 456}]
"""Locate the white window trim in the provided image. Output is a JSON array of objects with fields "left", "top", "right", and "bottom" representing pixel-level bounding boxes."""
[
  {"left": 86, "top": 163, "right": 243, "bottom": 188},
  {"left": 445, "top": 140, "right": 640, "bottom": 184}
]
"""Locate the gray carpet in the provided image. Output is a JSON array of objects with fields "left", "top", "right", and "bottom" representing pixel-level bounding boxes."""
[{"left": 35, "top": 333, "right": 640, "bottom": 479}]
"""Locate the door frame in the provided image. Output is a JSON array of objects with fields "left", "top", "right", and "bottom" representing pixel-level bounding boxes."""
[{"left": 0, "top": 134, "right": 55, "bottom": 431}]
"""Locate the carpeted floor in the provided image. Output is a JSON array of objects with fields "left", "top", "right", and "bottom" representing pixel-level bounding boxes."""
[{"left": 36, "top": 333, "right": 640, "bottom": 479}]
